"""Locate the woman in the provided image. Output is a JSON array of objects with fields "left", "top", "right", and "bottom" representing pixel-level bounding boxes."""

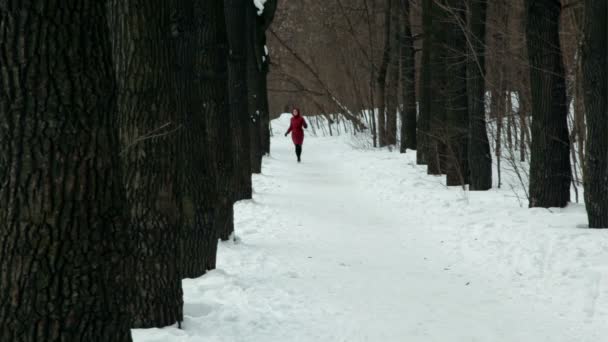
[{"left": 284, "top": 108, "right": 308, "bottom": 162}]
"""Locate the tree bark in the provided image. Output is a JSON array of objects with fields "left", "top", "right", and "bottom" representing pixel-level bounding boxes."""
[
  {"left": 418, "top": 0, "right": 434, "bottom": 164},
  {"left": 526, "top": 0, "right": 571, "bottom": 208},
  {"left": 427, "top": 0, "right": 448, "bottom": 175},
  {"left": 582, "top": 0, "right": 608, "bottom": 227},
  {"left": 225, "top": 0, "right": 253, "bottom": 240},
  {"left": 377, "top": 0, "right": 393, "bottom": 148},
  {"left": 386, "top": 1, "right": 400, "bottom": 147},
  {"left": 107, "top": 0, "right": 184, "bottom": 328},
  {"left": 467, "top": 0, "right": 492, "bottom": 190},
  {"left": 0, "top": 1, "right": 132, "bottom": 340},
  {"left": 400, "top": 0, "right": 417, "bottom": 153},
  {"left": 444, "top": 0, "right": 469, "bottom": 186},
  {"left": 174, "top": 0, "right": 226, "bottom": 277}
]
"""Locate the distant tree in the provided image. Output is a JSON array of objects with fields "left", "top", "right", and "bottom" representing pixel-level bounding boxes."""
[
  {"left": 400, "top": 0, "right": 417, "bottom": 153},
  {"left": 107, "top": 0, "right": 183, "bottom": 327},
  {"left": 443, "top": 0, "right": 469, "bottom": 186},
  {"left": 418, "top": 0, "right": 434, "bottom": 164},
  {"left": 0, "top": 1, "right": 132, "bottom": 340},
  {"left": 582, "top": 0, "right": 608, "bottom": 227},
  {"left": 377, "top": 0, "right": 393, "bottom": 148},
  {"left": 467, "top": 0, "right": 492, "bottom": 190},
  {"left": 248, "top": 0, "right": 278, "bottom": 172},
  {"left": 525, "top": 0, "right": 571, "bottom": 208},
  {"left": 427, "top": 0, "right": 448, "bottom": 175}
]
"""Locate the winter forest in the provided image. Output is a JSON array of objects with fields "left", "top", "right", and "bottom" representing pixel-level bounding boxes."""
[{"left": 0, "top": 0, "right": 607, "bottom": 341}]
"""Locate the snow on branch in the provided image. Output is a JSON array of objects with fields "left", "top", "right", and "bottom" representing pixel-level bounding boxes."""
[{"left": 253, "top": 0, "right": 267, "bottom": 15}]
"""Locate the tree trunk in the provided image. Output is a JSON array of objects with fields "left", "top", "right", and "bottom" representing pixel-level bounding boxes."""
[
  {"left": 247, "top": 2, "right": 264, "bottom": 173},
  {"left": 526, "top": 0, "right": 571, "bottom": 208},
  {"left": 400, "top": 0, "right": 417, "bottom": 153},
  {"left": 0, "top": 1, "right": 132, "bottom": 340},
  {"left": 427, "top": 0, "right": 447, "bottom": 175},
  {"left": 418, "top": 0, "right": 434, "bottom": 164},
  {"left": 225, "top": 0, "right": 253, "bottom": 240},
  {"left": 259, "top": 0, "right": 277, "bottom": 157},
  {"left": 377, "top": 0, "right": 393, "bottom": 148},
  {"left": 467, "top": 0, "right": 492, "bottom": 190},
  {"left": 175, "top": 0, "right": 226, "bottom": 277},
  {"left": 582, "top": 0, "right": 608, "bottom": 227},
  {"left": 444, "top": 0, "right": 469, "bottom": 186},
  {"left": 108, "top": 0, "right": 183, "bottom": 328}
]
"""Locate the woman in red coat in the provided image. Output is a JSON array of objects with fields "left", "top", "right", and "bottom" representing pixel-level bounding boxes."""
[{"left": 284, "top": 108, "right": 308, "bottom": 162}]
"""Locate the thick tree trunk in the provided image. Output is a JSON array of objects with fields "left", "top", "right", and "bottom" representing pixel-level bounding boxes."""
[
  {"left": 427, "top": 0, "right": 448, "bottom": 175},
  {"left": 247, "top": 2, "right": 264, "bottom": 173},
  {"left": 526, "top": 0, "right": 571, "bottom": 208},
  {"left": 175, "top": 0, "right": 226, "bottom": 277},
  {"left": 418, "top": 0, "right": 434, "bottom": 164},
  {"left": 582, "top": 0, "right": 608, "bottom": 228},
  {"left": 259, "top": 0, "right": 277, "bottom": 157},
  {"left": 0, "top": 1, "right": 132, "bottom": 340},
  {"left": 108, "top": 0, "right": 183, "bottom": 328},
  {"left": 400, "top": 0, "right": 417, "bottom": 153},
  {"left": 208, "top": 1, "right": 236, "bottom": 247},
  {"left": 225, "top": 0, "right": 253, "bottom": 227},
  {"left": 467, "top": 0, "right": 492, "bottom": 190},
  {"left": 444, "top": 0, "right": 469, "bottom": 186}
]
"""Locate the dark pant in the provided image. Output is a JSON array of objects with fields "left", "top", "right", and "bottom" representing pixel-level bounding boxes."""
[{"left": 295, "top": 144, "right": 302, "bottom": 160}]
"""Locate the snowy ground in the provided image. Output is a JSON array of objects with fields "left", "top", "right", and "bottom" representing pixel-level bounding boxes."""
[{"left": 134, "top": 115, "right": 608, "bottom": 342}]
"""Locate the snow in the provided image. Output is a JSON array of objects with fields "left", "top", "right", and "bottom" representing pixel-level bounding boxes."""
[
  {"left": 133, "top": 114, "right": 608, "bottom": 342},
  {"left": 253, "top": 0, "right": 266, "bottom": 15}
]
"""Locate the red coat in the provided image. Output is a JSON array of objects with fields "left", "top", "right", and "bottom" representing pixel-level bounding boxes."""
[{"left": 286, "top": 115, "right": 308, "bottom": 145}]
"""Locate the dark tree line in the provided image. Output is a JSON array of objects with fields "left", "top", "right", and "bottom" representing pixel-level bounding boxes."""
[
  {"left": 0, "top": 0, "right": 277, "bottom": 340},
  {"left": 403, "top": 0, "right": 606, "bottom": 228}
]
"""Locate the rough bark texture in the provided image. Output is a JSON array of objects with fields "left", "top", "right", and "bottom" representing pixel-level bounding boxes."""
[
  {"left": 0, "top": 1, "right": 132, "bottom": 340},
  {"left": 582, "top": 0, "right": 608, "bottom": 228},
  {"left": 107, "top": 0, "right": 183, "bottom": 328},
  {"left": 444, "top": 0, "right": 469, "bottom": 186},
  {"left": 175, "top": 0, "right": 225, "bottom": 277},
  {"left": 467, "top": 0, "right": 492, "bottom": 190},
  {"left": 400, "top": 0, "right": 417, "bottom": 153},
  {"left": 526, "top": 0, "right": 571, "bottom": 208},
  {"left": 225, "top": 0, "right": 253, "bottom": 236}
]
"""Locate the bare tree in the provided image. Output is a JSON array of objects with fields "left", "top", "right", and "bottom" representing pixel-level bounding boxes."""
[
  {"left": 582, "top": 0, "right": 608, "bottom": 227},
  {"left": 525, "top": 0, "right": 571, "bottom": 208}
]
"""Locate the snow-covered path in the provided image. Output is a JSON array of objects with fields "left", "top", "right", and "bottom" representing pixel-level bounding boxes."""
[{"left": 135, "top": 117, "right": 608, "bottom": 342}]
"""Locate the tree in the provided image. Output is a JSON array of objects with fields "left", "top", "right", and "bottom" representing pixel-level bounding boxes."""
[
  {"left": 175, "top": 0, "right": 227, "bottom": 276},
  {"left": 467, "top": 0, "right": 492, "bottom": 190},
  {"left": 248, "top": 0, "right": 278, "bottom": 172},
  {"left": 386, "top": 0, "right": 401, "bottom": 147},
  {"left": 225, "top": 0, "right": 254, "bottom": 206},
  {"left": 582, "top": 0, "right": 608, "bottom": 227},
  {"left": 418, "top": 0, "right": 434, "bottom": 164},
  {"left": 107, "top": 0, "right": 183, "bottom": 327},
  {"left": 443, "top": 0, "right": 469, "bottom": 186},
  {"left": 377, "top": 0, "right": 393, "bottom": 148},
  {"left": 0, "top": 1, "right": 132, "bottom": 340},
  {"left": 525, "top": 0, "right": 571, "bottom": 208},
  {"left": 400, "top": 0, "right": 417, "bottom": 153},
  {"left": 427, "top": 0, "right": 448, "bottom": 175}
]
